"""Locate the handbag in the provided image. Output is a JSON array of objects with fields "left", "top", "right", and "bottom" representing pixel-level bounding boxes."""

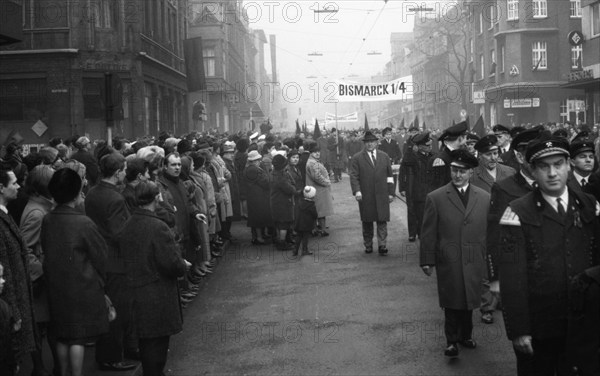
[{"left": 105, "top": 295, "right": 117, "bottom": 322}]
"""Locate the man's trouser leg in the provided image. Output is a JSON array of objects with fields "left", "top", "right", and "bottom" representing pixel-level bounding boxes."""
[
  {"left": 406, "top": 197, "right": 418, "bottom": 238},
  {"left": 376, "top": 221, "right": 387, "bottom": 248},
  {"left": 362, "top": 222, "right": 374, "bottom": 251}
]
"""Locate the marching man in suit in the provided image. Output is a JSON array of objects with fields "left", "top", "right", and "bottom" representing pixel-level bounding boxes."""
[
  {"left": 471, "top": 134, "right": 516, "bottom": 194},
  {"left": 349, "top": 131, "right": 395, "bottom": 255},
  {"left": 420, "top": 149, "right": 490, "bottom": 358}
]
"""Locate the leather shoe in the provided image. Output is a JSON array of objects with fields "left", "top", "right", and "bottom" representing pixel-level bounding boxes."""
[
  {"left": 251, "top": 238, "right": 265, "bottom": 245},
  {"left": 444, "top": 344, "right": 459, "bottom": 357},
  {"left": 459, "top": 339, "right": 477, "bottom": 349},
  {"left": 378, "top": 247, "right": 388, "bottom": 255},
  {"left": 481, "top": 312, "right": 494, "bottom": 324},
  {"left": 97, "top": 361, "right": 137, "bottom": 371},
  {"left": 365, "top": 248, "right": 373, "bottom": 254},
  {"left": 408, "top": 236, "right": 416, "bottom": 242}
]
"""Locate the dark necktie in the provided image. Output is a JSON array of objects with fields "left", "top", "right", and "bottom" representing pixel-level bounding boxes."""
[
  {"left": 581, "top": 178, "right": 587, "bottom": 187},
  {"left": 371, "top": 151, "right": 376, "bottom": 165},
  {"left": 556, "top": 197, "right": 566, "bottom": 216}
]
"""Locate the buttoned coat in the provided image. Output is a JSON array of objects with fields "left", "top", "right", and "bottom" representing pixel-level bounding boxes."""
[
  {"left": 0, "top": 210, "right": 36, "bottom": 354},
  {"left": 305, "top": 156, "right": 334, "bottom": 217},
  {"left": 270, "top": 169, "right": 296, "bottom": 223},
  {"left": 498, "top": 189, "right": 599, "bottom": 341},
  {"left": 470, "top": 163, "right": 516, "bottom": 194},
  {"left": 378, "top": 138, "right": 402, "bottom": 163},
  {"left": 349, "top": 149, "right": 394, "bottom": 222},
  {"left": 426, "top": 146, "right": 453, "bottom": 193},
  {"left": 420, "top": 183, "right": 490, "bottom": 310},
  {"left": 41, "top": 205, "right": 109, "bottom": 341},
  {"left": 118, "top": 209, "right": 186, "bottom": 338}
]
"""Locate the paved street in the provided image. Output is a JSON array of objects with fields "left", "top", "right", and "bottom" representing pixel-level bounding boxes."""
[{"left": 165, "top": 174, "right": 516, "bottom": 376}]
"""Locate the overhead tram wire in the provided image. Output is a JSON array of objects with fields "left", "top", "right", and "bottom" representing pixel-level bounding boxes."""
[{"left": 344, "top": 1, "right": 388, "bottom": 77}]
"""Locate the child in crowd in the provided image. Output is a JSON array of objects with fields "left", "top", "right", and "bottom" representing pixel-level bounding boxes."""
[
  {"left": 0, "top": 262, "right": 17, "bottom": 375},
  {"left": 293, "top": 186, "right": 318, "bottom": 257}
]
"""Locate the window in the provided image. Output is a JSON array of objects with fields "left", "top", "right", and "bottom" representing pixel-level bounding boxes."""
[
  {"left": 571, "top": 45, "right": 583, "bottom": 69},
  {"left": 203, "top": 48, "right": 216, "bottom": 77},
  {"left": 532, "top": 41, "right": 547, "bottom": 70},
  {"left": 570, "top": 0, "right": 582, "bottom": 18},
  {"left": 532, "top": 0, "right": 547, "bottom": 18},
  {"left": 469, "top": 38, "right": 474, "bottom": 62},
  {"left": 490, "top": 49, "right": 496, "bottom": 76},
  {"left": 0, "top": 79, "right": 47, "bottom": 121},
  {"left": 479, "top": 12, "right": 483, "bottom": 34},
  {"left": 94, "top": 0, "right": 114, "bottom": 29},
  {"left": 592, "top": 3, "right": 600, "bottom": 37},
  {"left": 500, "top": 45, "right": 505, "bottom": 73},
  {"left": 507, "top": 0, "right": 518, "bottom": 20},
  {"left": 480, "top": 54, "right": 485, "bottom": 79},
  {"left": 560, "top": 100, "right": 568, "bottom": 123},
  {"left": 489, "top": 5, "right": 496, "bottom": 29}
]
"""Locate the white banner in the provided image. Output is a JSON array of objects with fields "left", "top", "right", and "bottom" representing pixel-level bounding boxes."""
[
  {"left": 335, "top": 77, "right": 413, "bottom": 102},
  {"left": 325, "top": 112, "right": 359, "bottom": 123}
]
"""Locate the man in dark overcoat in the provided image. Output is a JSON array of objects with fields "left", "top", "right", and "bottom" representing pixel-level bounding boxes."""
[
  {"left": 244, "top": 150, "right": 273, "bottom": 244},
  {"left": 85, "top": 153, "right": 135, "bottom": 371},
  {"left": 426, "top": 121, "right": 468, "bottom": 193},
  {"left": 420, "top": 149, "right": 490, "bottom": 358},
  {"left": 349, "top": 131, "right": 395, "bottom": 255},
  {"left": 326, "top": 128, "right": 347, "bottom": 183},
  {"left": 0, "top": 169, "right": 36, "bottom": 365},
  {"left": 399, "top": 132, "right": 433, "bottom": 242},
  {"left": 498, "top": 135, "right": 600, "bottom": 375}
]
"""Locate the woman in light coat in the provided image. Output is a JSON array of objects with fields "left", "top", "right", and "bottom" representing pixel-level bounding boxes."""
[{"left": 305, "top": 143, "right": 333, "bottom": 236}]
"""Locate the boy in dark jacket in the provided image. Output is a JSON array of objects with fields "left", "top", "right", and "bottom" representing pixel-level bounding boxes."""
[{"left": 293, "top": 186, "right": 318, "bottom": 256}]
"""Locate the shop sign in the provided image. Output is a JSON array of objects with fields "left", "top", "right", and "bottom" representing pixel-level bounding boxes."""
[
  {"left": 83, "top": 58, "right": 130, "bottom": 71},
  {"left": 503, "top": 98, "right": 540, "bottom": 108},
  {"left": 568, "top": 69, "right": 594, "bottom": 82},
  {"left": 568, "top": 30, "right": 584, "bottom": 46},
  {"left": 473, "top": 91, "right": 485, "bottom": 104}
]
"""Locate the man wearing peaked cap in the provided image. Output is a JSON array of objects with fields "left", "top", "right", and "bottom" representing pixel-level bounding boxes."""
[
  {"left": 497, "top": 133, "right": 599, "bottom": 375},
  {"left": 469, "top": 134, "right": 516, "bottom": 326},
  {"left": 349, "top": 129, "right": 395, "bottom": 255},
  {"left": 399, "top": 131, "right": 433, "bottom": 241},
  {"left": 568, "top": 137, "right": 595, "bottom": 193},
  {"left": 493, "top": 124, "right": 512, "bottom": 155},
  {"left": 420, "top": 147, "right": 490, "bottom": 358},
  {"left": 427, "top": 121, "right": 468, "bottom": 192},
  {"left": 465, "top": 133, "right": 480, "bottom": 157}
]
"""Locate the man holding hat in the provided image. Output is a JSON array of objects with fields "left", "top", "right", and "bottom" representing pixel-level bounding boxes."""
[
  {"left": 349, "top": 131, "right": 395, "bottom": 255},
  {"left": 420, "top": 149, "right": 490, "bottom": 358},
  {"left": 568, "top": 137, "right": 595, "bottom": 193},
  {"left": 399, "top": 132, "right": 433, "bottom": 242},
  {"left": 498, "top": 134, "right": 600, "bottom": 375},
  {"left": 427, "top": 121, "right": 468, "bottom": 192}
]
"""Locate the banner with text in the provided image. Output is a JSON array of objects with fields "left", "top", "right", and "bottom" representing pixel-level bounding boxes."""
[
  {"left": 336, "top": 77, "right": 413, "bottom": 102},
  {"left": 324, "top": 112, "right": 359, "bottom": 124}
]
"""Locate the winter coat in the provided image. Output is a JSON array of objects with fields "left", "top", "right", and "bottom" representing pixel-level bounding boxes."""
[
  {"left": 305, "top": 156, "right": 334, "bottom": 217},
  {"left": 234, "top": 152, "right": 248, "bottom": 201},
  {"left": 70, "top": 149, "right": 99, "bottom": 186},
  {"left": 118, "top": 209, "right": 186, "bottom": 338},
  {"left": 244, "top": 163, "right": 273, "bottom": 228},
  {"left": 156, "top": 174, "right": 200, "bottom": 244},
  {"left": 378, "top": 138, "right": 402, "bottom": 163},
  {"left": 19, "top": 195, "right": 54, "bottom": 323},
  {"left": 270, "top": 169, "right": 296, "bottom": 223},
  {"left": 399, "top": 150, "right": 432, "bottom": 202},
  {"left": 295, "top": 199, "right": 318, "bottom": 232},
  {"left": 224, "top": 157, "right": 241, "bottom": 219},
  {"left": 212, "top": 155, "right": 233, "bottom": 219},
  {"left": 420, "top": 183, "right": 490, "bottom": 310},
  {"left": 470, "top": 164, "right": 516, "bottom": 194},
  {"left": 0, "top": 210, "right": 36, "bottom": 354},
  {"left": 349, "top": 149, "right": 394, "bottom": 222},
  {"left": 85, "top": 181, "right": 130, "bottom": 273},
  {"left": 41, "top": 205, "right": 109, "bottom": 340}
]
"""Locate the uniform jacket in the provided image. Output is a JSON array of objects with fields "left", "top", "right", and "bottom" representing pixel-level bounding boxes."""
[
  {"left": 399, "top": 150, "right": 431, "bottom": 202},
  {"left": 270, "top": 169, "right": 296, "bottom": 223},
  {"left": 566, "top": 265, "right": 600, "bottom": 376},
  {"left": 349, "top": 149, "right": 394, "bottom": 222},
  {"left": 499, "top": 149, "right": 520, "bottom": 172},
  {"left": 305, "top": 156, "right": 334, "bottom": 217},
  {"left": 487, "top": 172, "right": 535, "bottom": 281},
  {"left": 41, "top": 205, "right": 109, "bottom": 340},
  {"left": 420, "top": 183, "right": 490, "bottom": 310},
  {"left": 118, "top": 209, "right": 186, "bottom": 338},
  {"left": 244, "top": 163, "right": 273, "bottom": 228},
  {"left": 378, "top": 138, "right": 402, "bottom": 163},
  {"left": 585, "top": 169, "right": 600, "bottom": 202},
  {"left": 498, "top": 189, "right": 599, "bottom": 340},
  {"left": 0, "top": 210, "right": 36, "bottom": 354},
  {"left": 85, "top": 181, "right": 130, "bottom": 273},
  {"left": 295, "top": 199, "right": 318, "bottom": 232},
  {"left": 470, "top": 164, "right": 516, "bottom": 194},
  {"left": 426, "top": 146, "right": 452, "bottom": 193}
]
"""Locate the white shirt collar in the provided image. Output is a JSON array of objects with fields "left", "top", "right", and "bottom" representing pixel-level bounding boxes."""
[
  {"left": 572, "top": 171, "right": 590, "bottom": 186},
  {"left": 455, "top": 183, "right": 469, "bottom": 192},
  {"left": 0, "top": 205, "right": 7, "bottom": 215},
  {"left": 541, "top": 188, "right": 569, "bottom": 214}
]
